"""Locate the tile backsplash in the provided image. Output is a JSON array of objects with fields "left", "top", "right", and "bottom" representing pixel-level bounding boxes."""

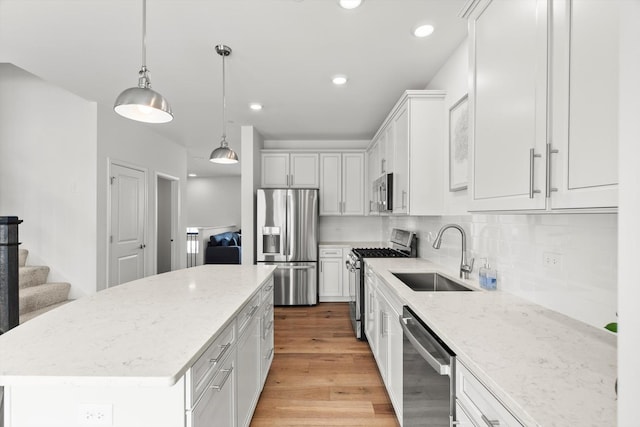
[
  {"left": 319, "top": 216, "right": 384, "bottom": 243},
  {"left": 383, "top": 214, "right": 617, "bottom": 329}
]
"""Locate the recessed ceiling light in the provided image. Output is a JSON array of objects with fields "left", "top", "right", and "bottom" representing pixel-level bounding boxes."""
[
  {"left": 339, "top": 0, "right": 362, "bottom": 9},
  {"left": 188, "top": 173, "right": 197, "bottom": 177},
  {"left": 332, "top": 75, "right": 348, "bottom": 85},
  {"left": 413, "top": 24, "right": 435, "bottom": 38},
  {"left": 249, "top": 103, "right": 263, "bottom": 111}
]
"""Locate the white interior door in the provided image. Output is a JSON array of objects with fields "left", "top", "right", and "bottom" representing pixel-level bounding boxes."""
[{"left": 110, "top": 163, "right": 146, "bottom": 286}]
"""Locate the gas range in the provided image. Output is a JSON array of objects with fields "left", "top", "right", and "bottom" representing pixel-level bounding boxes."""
[
  {"left": 351, "top": 247, "right": 409, "bottom": 258},
  {"left": 346, "top": 228, "right": 417, "bottom": 341}
]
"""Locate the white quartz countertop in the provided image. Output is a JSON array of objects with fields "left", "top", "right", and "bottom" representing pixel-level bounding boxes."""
[
  {"left": 0, "top": 265, "right": 276, "bottom": 387},
  {"left": 365, "top": 258, "right": 616, "bottom": 427}
]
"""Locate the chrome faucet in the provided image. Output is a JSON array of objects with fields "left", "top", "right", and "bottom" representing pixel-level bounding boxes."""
[{"left": 432, "top": 224, "right": 474, "bottom": 279}]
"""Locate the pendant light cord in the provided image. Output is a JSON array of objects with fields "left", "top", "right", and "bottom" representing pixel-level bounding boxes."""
[
  {"left": 141, "top": 0, "right": 147, "bottom": 68},
  {"left": 221, "top": 50, "right": 227, "bottom": 145}
]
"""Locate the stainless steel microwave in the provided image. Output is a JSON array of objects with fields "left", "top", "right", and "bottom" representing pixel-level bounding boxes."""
[{"left": 375, "top": 173, "right": 393, "bottom": 213}]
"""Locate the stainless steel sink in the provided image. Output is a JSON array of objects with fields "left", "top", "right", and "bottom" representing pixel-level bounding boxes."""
[{"left": 392, "top": 272, "right": 474, "bottom": 292}]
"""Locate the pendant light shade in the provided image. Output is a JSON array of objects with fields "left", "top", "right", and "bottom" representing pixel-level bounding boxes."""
[
  {"left": 210, "top": 44, "right": 239, "bottom": 164},
  {"left": 114, "top": 0, "right": 173, "bottom": 124}
]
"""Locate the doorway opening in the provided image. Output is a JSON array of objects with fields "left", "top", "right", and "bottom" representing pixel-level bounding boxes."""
[{"left": 156, "top": 173, "right": 179, "bottom": 274}]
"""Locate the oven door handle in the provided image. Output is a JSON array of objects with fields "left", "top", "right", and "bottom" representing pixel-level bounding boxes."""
[{"left": 400, "top": 316, "right": 450, "bottom": 376}]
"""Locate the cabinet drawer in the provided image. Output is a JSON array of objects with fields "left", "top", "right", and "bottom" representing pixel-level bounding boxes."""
[
  {"left": 187, "top": 350, "right": 235, "bottom": 427},
  {"left": 320, "top": 247, "right": 343, "bottom": 258},
  {"left": 457, "top": 362, "right": 524, "bottom": 427},
  {"left": 238, "top": 293, "right": 261, "bottom": 336},
  {"left": 188, "top": 321, "right": 235, "bottom": 408},
  {"left": 261, "top": 277, "right": 274, "bottom": 304}
]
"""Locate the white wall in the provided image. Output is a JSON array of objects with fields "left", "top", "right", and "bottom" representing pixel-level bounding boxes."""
[
  {"left": 240, "top": 126, "right": 264, "bottom": 265},
  {"left": 0, "top": 64, "right": 97, "bottom": 298},
  {"left": 377, "top": 37, "right": 619, "bottom": 329},
  {"left": 186, "top": 176, "right": 241, "bottom": 228},
  {"left": 618, "top": 2, "right": 640, "bottom": 424},
  {"left": 96, "top": 104, "right": 187, "bottom": 290},
  {"left": 425, "top": 39, "right": 470, "bottom": 215}
]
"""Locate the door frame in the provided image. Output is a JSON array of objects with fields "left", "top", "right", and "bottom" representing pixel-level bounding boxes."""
[
  {"left": 154, "top": 172, "right": 180, "bottom": 274},
  {"left": 106, "top": 158, "right": 148, "bottom": 287}
]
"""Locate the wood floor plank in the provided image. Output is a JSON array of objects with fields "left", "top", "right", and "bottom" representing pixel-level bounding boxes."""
[{"left": 251, "top": 303, "right": 399, "bottom": 427}]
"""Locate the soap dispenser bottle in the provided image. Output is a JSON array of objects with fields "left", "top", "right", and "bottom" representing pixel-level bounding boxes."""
[{"left": 479, "top": 258, "right": 497, "bottom": 290}]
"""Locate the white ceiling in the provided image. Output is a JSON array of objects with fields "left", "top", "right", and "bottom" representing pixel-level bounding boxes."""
[{"left": 0, "top": 0, "right": 468, "bottom": 177}]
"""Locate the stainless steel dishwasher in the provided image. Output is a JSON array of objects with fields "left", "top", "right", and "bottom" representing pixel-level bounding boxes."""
[{"left": 400, "top": 306, "right": 455, "bottom": 427}]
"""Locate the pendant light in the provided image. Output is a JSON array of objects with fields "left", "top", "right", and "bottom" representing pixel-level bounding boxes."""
[
  {"left": 114, "top": 0, "right": 173, "bottom": 124},
  {"left": 209, "top": 44, "right": 239, "bottom": 164}
]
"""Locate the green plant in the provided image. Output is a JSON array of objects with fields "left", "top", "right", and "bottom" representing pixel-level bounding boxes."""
[{"left": 605, "top": 322, "right": 617, "bottom": 333}]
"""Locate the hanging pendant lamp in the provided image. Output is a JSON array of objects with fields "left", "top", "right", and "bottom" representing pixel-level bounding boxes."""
[
  {"left": 209, "top": 44, "right": 239, "bottom": 164},
  {"left": 114, "top": 0, "right": 173, "bottom": 124}
]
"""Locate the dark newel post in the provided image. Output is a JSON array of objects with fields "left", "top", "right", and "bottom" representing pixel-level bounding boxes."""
[{"left": 0, "top": 216, "right": 22, "bottom": 334}]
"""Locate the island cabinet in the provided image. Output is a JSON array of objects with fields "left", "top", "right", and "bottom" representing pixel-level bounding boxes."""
[
  {"left": 261, "top": 152, "right": 319, "bottom": 188},
  {"left": 235, "top": 293, "right": 262, "bottom": 427},
  {"left": 0, "top": 266, "right": 275, "bottom": 427},
  {"left": 367, "top": 90, "right": 445, "bottom": 216},
  {"left": 319, "top": 152, "right": 365, "bottom": 216},
  {"left": 464, "top": 0, "right": 618, "bottom": 212}
]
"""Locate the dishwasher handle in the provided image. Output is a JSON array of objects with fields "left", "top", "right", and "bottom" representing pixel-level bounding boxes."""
[{"left": 400, "top": 315, "right": 451, "bottom": 376}]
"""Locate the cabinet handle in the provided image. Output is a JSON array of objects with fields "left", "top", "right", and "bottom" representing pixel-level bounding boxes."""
[
  {"left": 481, "top": 414, "right": 500, "bottom": 427},
  {"left": 265, "top": 284, "right": 273, "bottom": 292},
  {"left": 209, "top": 343, "right": 232, "bottom": 364},
  {"left": 210, "top": 367, "right": 234, "bottom": 391},
  {"left": 529, "top": 148, "right": 542, "bottom": 199},
  {"left": 545, "top": 142, "right": 559, "bottom": 197},
  {"left": 402, "top": 190, "right": 407, "bottom": 209},
  {"left": 381, "top": 159, "right": 386, "bottom": 173},
  {"left": 263, "top": 320, "right": 274, "bottom": 339},
  {"left": 247, "top": 305, "right": 259, "bottom": 318},
  {"left": 320, "top": 262, "right": 323, "bottom": 273}
]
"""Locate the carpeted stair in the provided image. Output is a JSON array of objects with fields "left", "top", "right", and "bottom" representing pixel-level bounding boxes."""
[{"left": 18, "top": 249, "right": 71, "bottom": 324}]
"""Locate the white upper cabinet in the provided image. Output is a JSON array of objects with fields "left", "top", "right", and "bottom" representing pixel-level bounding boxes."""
[
  {"left": 369, "top": 90, "right": 445, "bottom": 216},
  {"left": 367, "top": 141, "right": 380, "bottom": 215},
  {"left": 467, "top": 0, "right": 548, "bottom": 211},
  {"left": 261, "top": 152, "right": 319, "bottom": 188},
  {"left": 465, "top": 0, "right": 618, "bottom": 212},
  {"left": 319, "top": 152, "right": 365, "bottom": 216},
  {"left": 549, "top": 0, "right": 618, "bottom": 209}
]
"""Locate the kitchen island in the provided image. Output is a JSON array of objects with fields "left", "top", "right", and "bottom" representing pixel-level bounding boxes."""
[
  {"left": 365, "top": 258, "right": 616, "bottom": 427},
  {"left": 0, "top": 264, "right": 276, "bottom": 427}
]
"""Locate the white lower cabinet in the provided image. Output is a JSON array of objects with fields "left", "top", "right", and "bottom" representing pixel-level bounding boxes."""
[
  {"left": 319, "top": 247, "right": 350, "bottom": 302},
  {"left": 364, "top": 265, "right": 403, "bottom": 425},
  {"left": 456, "top": 361, "right": 524, "bottom": 427},
  {"left": 260, "top": 286, "right": 275, "bottom": 385},
  {"left": 190, "top": 350, "right": 236, "bottom": 427},
  {"left": 237, "top": 311, "right": 262, "bottom": 427},
  {"left": 455, "top": 402, "right": 477, "bottom": 427},
  {"left": 188, "top": 277, "right": 274, "bottom": 427}
]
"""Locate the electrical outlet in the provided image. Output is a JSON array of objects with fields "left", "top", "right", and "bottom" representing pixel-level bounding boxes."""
[
  {"left": 77, "top": 403, "right": 113, "bottom": 426},
  {"left": 543, "top": 252, "right": 563, "bottom": 271}
]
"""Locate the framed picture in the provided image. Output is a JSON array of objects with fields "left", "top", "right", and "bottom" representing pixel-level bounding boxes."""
[{"left": 449, "top": 94, "right": 469, "bottom": 192}]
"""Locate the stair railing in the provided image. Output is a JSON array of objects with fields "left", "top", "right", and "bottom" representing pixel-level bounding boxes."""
[{"left": 0, "top": 216, "right": 22, "bottom": 334}]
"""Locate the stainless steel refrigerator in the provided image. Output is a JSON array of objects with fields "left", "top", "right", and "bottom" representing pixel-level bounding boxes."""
[{"left": 256, "top": 188, "right": 318, "bottom": 305}]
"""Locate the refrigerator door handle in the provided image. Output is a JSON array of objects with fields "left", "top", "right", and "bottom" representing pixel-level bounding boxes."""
[
  {"left": 286, "top": 193, "right": 293, "bottom": 257},
  {"left": 275, "top": 265, "right": 315, "bottom": 270}
]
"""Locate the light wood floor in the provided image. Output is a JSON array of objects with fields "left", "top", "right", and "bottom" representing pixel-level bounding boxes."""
[{"left": 250, "top": 303, "right": 400, "bottom": 427}]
